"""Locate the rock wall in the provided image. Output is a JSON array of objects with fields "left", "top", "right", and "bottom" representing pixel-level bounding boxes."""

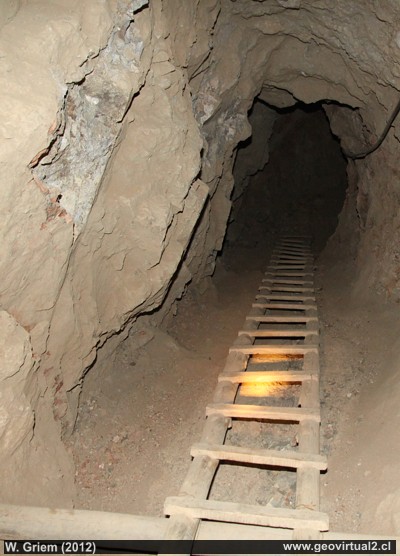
[
  {"left": 2, "top": 0, "right": 400, "bottom": 506},
  {"left": 226, "top": 100, "right": 277, "bottom": 247},
  {"left": 1, "top": 0, "right": 115, "bottom": 505},
  {"left": 0, "top": 0, "right": 210, "bottom": 505},
  {"left": 345, "top": 132, "right": 400, "bottom": 302}
]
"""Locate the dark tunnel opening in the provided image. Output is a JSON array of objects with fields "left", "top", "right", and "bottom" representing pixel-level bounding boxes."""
[{"left": 221, "top": 100, "right": 348, "bottom": 266}]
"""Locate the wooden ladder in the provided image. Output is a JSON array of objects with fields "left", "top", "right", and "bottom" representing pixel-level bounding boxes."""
[{"left": 162, "top": 237, "right": 327, "bottom": 552}]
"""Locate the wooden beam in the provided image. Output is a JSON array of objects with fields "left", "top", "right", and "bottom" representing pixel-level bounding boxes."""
[
  {"left": 1, "top": 503, "right": 396, "bottom": 544},
  {"left": 259, "top": 286, "right": 315, "bottom": 292},
  {"left": 206, "top": 403, "right": 321, "bottom": 422},
  {"left": 265, "top": 271, "right": 314, "bottom": 277},
  {"left": 164, "top": 497, "right": 329, "bottom": 531},
  {"left": 238, "top": 329, "right": 318, "bottom": 338},
  {"left": 262, "top": 278, "right": 314, "bottom": 285},
  {"left": 246, "top": 315, "right": 317, "bottom": 323},
  {"left": 272, "top": 250, "right": 312, "bottom": 255},
  {"left": 266, "top": 268, "right": 311, "bottom": 274},
  {"left": 252, "top": 302, "right": 316, "bottom": 310},
  {"left": 190, "top": 443, "right": 327, "bottom": 470},
  {"left": 255, "top": 294, "right": 316, "bottom": 301},
  {"left": 0, "top": 504, "right": 165, "bottom": 541},
  {"left": 271, "top": 256, "right": 313, "bottom": 261},
  {"left": 218, "top": 370, "right": 313, "bottom": 383},
  {"left": 294, "top": 317, "right": 322, "bottom": 540},
  {"left": 230, "top": 344, "right": 318, "bottom": 355}
]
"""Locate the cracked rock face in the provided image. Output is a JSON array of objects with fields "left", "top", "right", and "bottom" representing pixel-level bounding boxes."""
[
  {"left": 32, "top": 3, "right": 149, "bottom": 234},
  {"left": 0, "top": 0, "right": 206, "bottom": 504},
  {"left": 1, "top": 0, "right": 400, "bottom": 506},
  {"left": 0, "top": 311, "right": 34, "bottom": 456}
]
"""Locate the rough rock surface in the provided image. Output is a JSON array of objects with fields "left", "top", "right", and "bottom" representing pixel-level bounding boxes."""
[
  {"left": 0, "top": 0, "right": 207, "bottom": 503},
  {"left": 0, "top": 311, "right": 34, "bottom": 457},
  {"left": 1, "top": 0, "right": 400, "bottom": 517}
]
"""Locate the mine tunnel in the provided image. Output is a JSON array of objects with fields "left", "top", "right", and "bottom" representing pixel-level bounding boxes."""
[
  {"left": 225, "top": 100, "right": 348, "bottom": 258},
  {"left": 1, "top": 0, "right": 400, "bottom": 547}
]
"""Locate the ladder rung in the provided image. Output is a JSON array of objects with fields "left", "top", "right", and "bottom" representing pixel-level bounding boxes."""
[
  {"left": 246, "top": 315, "right": 317, "bottom": 323},
  {"left": 271, "top": 261, "right": 312, "bottom": 266},
  {"left": 265, "top": 271, "right": 313, "bottom": 277},
  {"left": 274, "top": 250, "right": 311, "bottom": 256},
  {"left": 259, "top": 286, "right": 314, "bottom": 293},
  {"left": 218, "top": 370, "right": 313, "bottom": 383},
  {"left": 275, "top": 244, "right": 311, "bottom": 249},
  {"left": 262, "top": 278, "right": 314, "bottom": 285},
  {"left": 206, "top": 403, "right": 320, "bottom": 422},
  {"left": 274, "top": 256, "right": 310, "bottom": 261},
  {"left": 277, "top": 239, "right": 311, "bottom": 244},
  {"left": 238, "top": 330, "right": 318, "bottom": 338},
  {"left": 230, "top": 344, "right": 318, "bottom": 355},
  {"left": 190, "top": 442, "right": 327, "bottom": 470},
  {"left": 252, "top": 303, "right": 316, "bottom": 310},
  {"left": 255, "top": 294, "right": 316, "bottom": 301},
  {"left": 278, "top": 239, "right": 310, "bottom": 244},
  {"left": 279, "top": 237, "right": 310, "bottom": 240},
  {"left": 271, "top": 255, "right": 313, "bottom": 261},
  {"left": 266, "top": 263, "right": 312, "bottom": 274},
  {"left": 164, "top": 496, "right": 329, "bottom": 530},
  {"left": 277, "top": 245, "right": 310, "bottom": 250}
]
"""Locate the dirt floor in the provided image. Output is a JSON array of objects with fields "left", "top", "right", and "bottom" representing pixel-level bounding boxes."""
[
  {"left": 317, "top": 251, "right": 400, "bottom": 535},
  {"left": 69, "top": 242, "right": 400, "bottom": 536}
]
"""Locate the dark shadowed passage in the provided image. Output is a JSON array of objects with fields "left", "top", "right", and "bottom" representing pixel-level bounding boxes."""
[{"left": 223, "top": 101, "right": 348, "bottom": 261}]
